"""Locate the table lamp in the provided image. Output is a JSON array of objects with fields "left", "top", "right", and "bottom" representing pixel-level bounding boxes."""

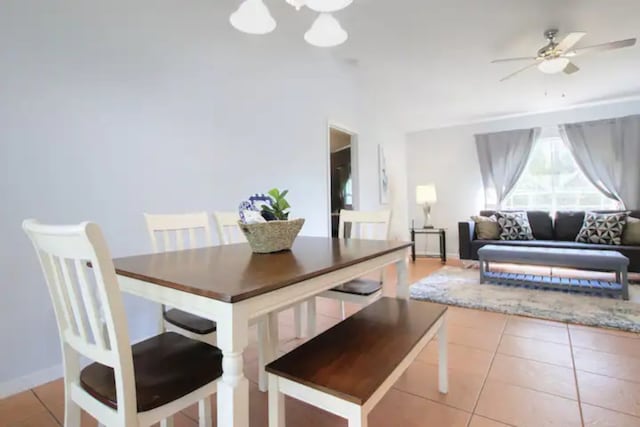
[{"left": 416, "top": 184, "right": 437, "bottom": 229}]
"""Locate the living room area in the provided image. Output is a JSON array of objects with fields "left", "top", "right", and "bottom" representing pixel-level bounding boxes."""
[{"left": 1, "top": 1, "right": 640, "bottom": 427}]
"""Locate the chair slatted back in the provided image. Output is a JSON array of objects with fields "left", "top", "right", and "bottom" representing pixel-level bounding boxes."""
[
  {"left": 212, "top": 211, "right": 246, "bottom": 245},
  {"left": 338, "top": 209, "right": 392, "bottom": 240},
  {"left": 144, "top": 212, "right": 212, "bottom": 252},
  {"left": 23, "top": 220, "right": 136, "bottom": 419}
]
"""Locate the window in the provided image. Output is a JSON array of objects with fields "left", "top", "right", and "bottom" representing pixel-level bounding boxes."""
[{"left": 502, "top": 137, "right": 620, "bottom": 212}]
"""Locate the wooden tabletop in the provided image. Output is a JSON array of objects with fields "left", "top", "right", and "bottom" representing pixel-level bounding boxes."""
[
  {"left": 266, "top": 297, "right": 447, "bottom": 404},
  {"left": 113, "top": 236, "right": 411, "bottom": 303}
]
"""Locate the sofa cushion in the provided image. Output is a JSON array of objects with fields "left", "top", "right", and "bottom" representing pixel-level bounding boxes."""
[
  {"left": 623, "top": 217, "right": 640, "bottom": 246},
  {"left": 470, "top": 215, "right": 499, "bottom": 240},
  {"left": 576, "top": 211, "right": 628, "bottom": 245},
  {"left": 554, "top": 211, "right": 585, "bottom": 241},
  {"left": 481, "top": 210, "right": 552, "bottom": 240},
  {"left": 495, "top": 211, "right": 534, "bottom": 241}
]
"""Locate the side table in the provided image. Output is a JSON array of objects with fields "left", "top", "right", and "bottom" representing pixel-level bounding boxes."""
[{"left": 410, "top": 226, "right": 446, "bottom": 263}]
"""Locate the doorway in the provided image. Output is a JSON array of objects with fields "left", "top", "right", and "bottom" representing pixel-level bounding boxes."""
[{"left": 329, "top": 126, "right": 356, "bottom": 237}]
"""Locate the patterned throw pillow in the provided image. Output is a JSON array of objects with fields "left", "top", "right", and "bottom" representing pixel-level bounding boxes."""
[
  {"left": 576, "top": 212, "right": 628, "bottom": 245},
  {"left": 495, "top": 211, "right": 534, "bottom": 241}
]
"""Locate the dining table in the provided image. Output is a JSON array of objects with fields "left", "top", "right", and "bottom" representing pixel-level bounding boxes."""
[{"left": 113, "top": 236, "right": 412, "bottom": 427}]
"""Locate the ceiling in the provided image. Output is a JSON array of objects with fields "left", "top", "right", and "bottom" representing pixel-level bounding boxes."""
[{"left": 323, "top": 0, "right": 640, "bottom": 130}]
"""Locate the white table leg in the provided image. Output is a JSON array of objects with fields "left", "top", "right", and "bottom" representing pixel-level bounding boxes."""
[
  {"left": 395, "top": 258, "right": 409, "bottom": 299},
  {"left": 161, "top": 417, "right": 174, "bottom": 427},
  {"left": 348, "top": 410, "right": 367, "bottom": 427},
  {"left": 438, "top": 316, "right": 448, "bottom": 394},
  {"left": 307, "top": 298, "right": 317, "bottom": 337},
  {"left": 217, "top": 311, "right": 250, "bottom": 427},
  {"left": 198, "top": 398, "right": 213, "bottom": 427},
  {"left": 268, "top": 374, "right": 285, "bottom": 427},
  {"left": 294, "top": 303, "right": 306, "bottom": 338},
  {"left": 258, "top": 318, "right": 269, "bottom": 392}
]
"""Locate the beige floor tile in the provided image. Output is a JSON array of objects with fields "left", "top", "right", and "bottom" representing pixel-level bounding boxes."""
[
  {"left": 476, "top": 380, "right": 581, "bottom": 427},
  {"left": 487, "top": 354, "right": 577, "bottom": 399},
  {"left": 570, "top": 329, "right": 640, "bottom": 358},
  {"left": 0, "top": 391, "right": 47, "bottom": 426},
  {"left": 468, "top": 415, "right": 512, "bottom": 427},
  {"left": 569, "top": 323, "right": 640, "bottom": 339},
  {"left": 581, "top": 403, "right": 640, "bottom": 427},
  {"left": 417, "top": 341, "right": 494, "bottom": 377},
  {"left": 574, "top": 347, "right": 640, "bottom": 382},
  {"left": 370, "top": 389, "right": 470, "bottom": 427},
  {"left": 5, "top": 410, "right": 60, "bottom": 427},
  {"left": 577, "top": 370, "right": 640, "bottom": 417},
  {"left": 503, "top": 317, "right": 569, "bottom": 344},
  {"left": 393, "top": 360, "right": 484, "bottom": 412},
  {"left": 446, "top": 307, "right": 507, "bottom": 333},
  {"left": 447, "top": 324, "right": 502, "bottom": 352},
  {"left": 497, "top": 334, "right": 573, "bottom": 367}
]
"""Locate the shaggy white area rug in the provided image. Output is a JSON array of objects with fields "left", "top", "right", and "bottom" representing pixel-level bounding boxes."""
[{"left": 410, "top": 265, "right": 640, "bottom": 333}]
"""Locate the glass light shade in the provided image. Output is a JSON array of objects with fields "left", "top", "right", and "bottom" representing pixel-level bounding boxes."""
[
  {"left": 416, "top": 184, "right": 437, "bottom": 204},
  {"left": 229, "top": 0, "right": 276, "bottom": 35},
  {"left": 304, "top": 13, "right": 348, "bottom": 47},
  {"left": 537, "top": 57, "right": 570, "bottom": 74},
  {"left": 286, "top": 0, "right": 306, "bottom": 10},
  {"left": 304, "top": 0, "right": 352, "bottom": 12}
]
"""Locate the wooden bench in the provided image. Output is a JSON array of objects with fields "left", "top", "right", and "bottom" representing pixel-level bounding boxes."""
[{"left": 265, "top": 297, "right": 448, "bottom": 427}]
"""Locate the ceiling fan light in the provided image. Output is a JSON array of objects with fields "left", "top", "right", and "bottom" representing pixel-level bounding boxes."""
[
  {"left": 304, "top": 0, "right": 352, "bottom": 13},
  {"left": 538, "top": 57, "right": 570, "bottom": 74},
  {"left": 286, "top": 0, "right": 306, "bottom": 10},
  {"left": 229, "top": 0, "right": 276, "bottom": 35},
  {"left": 304, "top": 13, "right": 348, "bottom": 47}
]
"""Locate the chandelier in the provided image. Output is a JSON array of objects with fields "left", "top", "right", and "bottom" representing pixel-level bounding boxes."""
[{"left": 229, "top": 0, "right": 352, "bottom": 47}]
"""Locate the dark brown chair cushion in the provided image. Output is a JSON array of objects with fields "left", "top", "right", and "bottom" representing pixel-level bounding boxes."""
[
  {"left": 332, "top": 278, "right": 382, "bottom": 296},
  {"left": 80, "top": 332, "right": 222, "bottom": 412},
  {"left": 164, "top": 309, "right": 216, "bottom": 335}
]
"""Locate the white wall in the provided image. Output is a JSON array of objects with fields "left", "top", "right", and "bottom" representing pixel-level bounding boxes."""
[
  {"left": 406, "top": 98, "right": 640, "bottom": 258},
  {"left": 0, "top": 1, "right": 407, "bottom": 394}
]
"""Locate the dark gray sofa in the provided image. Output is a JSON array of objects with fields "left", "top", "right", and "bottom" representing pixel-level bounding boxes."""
[{"left": 459, "top": 210, "right": 640, "bottom": 273}]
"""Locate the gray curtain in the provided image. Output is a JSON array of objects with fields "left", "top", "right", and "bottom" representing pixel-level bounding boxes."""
[
  {"left": 559, "top": 114, "right": 640, "bottom": 209},
  {"left": 475, "top": 128, "right": 540, "bottom": 208}
]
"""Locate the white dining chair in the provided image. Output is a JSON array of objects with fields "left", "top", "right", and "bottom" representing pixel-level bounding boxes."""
[
  {"left": 315, "top": 209, "right": 392, "bottom": 320},
  {"left": 23, "top": 219, "right": 220, "bottom": 427}
]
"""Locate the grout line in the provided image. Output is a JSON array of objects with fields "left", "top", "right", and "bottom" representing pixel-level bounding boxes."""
[
  {"left": 31, "top": 389, "right": 62, "bottom": 427},
  {"left": 568, "top": 325, "right": 586, "bottom": 427},
  {"left": 466, "top": 315, "right": 508, "bottom": 426}
]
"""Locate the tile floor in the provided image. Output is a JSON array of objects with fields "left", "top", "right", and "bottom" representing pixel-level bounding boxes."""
[{"left": 2, "top": 259, "right": 640, "bottom": 427}]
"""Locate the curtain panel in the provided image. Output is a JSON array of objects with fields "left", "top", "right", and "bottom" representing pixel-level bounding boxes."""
[
  {"left": 559, "top": 114, "right": 640, "bottom": 209},
  {"left": 475, "top": 127, "right": 541, "bottom": 208}
]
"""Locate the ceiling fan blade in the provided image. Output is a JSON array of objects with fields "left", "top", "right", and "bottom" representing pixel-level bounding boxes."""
[
  {"left": 499, "top": 62, "right": 538, "bottom": 82},
  {"left": 491, "top": 57, "right": 538, "bottom": 63},
  {"left": 563, "top": 62, "right": 580, "bottom": 75},
  {"left": 565, "top": 38, "right": 636, "bottom": 57},
  {"left": 555, "top": 32, "right": 586, "bottom": 53}
]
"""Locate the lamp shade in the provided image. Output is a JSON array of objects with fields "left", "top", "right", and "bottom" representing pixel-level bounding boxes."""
[
  {"left": 304, "top": 0, "right": 352, "bottom": 12},
  {"left": 537, "top": 57, "right": 570, "bottom": 74},
  {"left": 304, "top": 13, "right": 348, "bottom": 47},
  {"left": 229, "top": 0, "right": 276, "bottom": 35},
  {"left": 416, "top": 184, "right": 437, "bottom": 204}
]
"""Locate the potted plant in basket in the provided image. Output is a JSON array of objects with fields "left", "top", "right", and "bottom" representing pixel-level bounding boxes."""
[{"left": 238, "top": 188, "right": 305, "bottom": 253}]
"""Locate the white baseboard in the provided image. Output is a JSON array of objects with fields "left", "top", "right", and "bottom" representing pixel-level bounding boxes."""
[
  {"left": 415, "top": 252, "right": 460, "bottom": 260},
  {"left": 0, "top": 364, "right": 62, "bottom": 399}
]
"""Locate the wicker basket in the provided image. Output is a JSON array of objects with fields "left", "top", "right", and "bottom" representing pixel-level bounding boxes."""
[{"left": 238, "top": 218, "right": 305, "bottom": 254}]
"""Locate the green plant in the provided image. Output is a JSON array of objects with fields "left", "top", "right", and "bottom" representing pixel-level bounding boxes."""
[{"left": 261, "top": 188, "right": 291, "bottom": 220}]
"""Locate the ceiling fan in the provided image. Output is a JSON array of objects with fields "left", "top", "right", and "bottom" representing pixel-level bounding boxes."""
[{"left": 492, "top": 29, "right": 636, "bottom": 82}]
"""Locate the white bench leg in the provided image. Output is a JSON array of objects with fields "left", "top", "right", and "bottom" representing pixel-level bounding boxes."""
[
  {"left": 307, "top": 298, "right": 317, "bottom": 337},
  {"left": 198, "top": 398, "right": 213, "bottom": 427},
  {"left": 348, "top": 410, "right": 367, "bottom": 427},
  {"left": 340, "top": 301, "right": 346, "bottom": 320},
  {"left": 438, "top": 317, "right": 448, "bottom": 394},
  {"left": 268, "top": 374, "right": 285, "bottom": 427},
  {"left": 258, "top": 317, "right": 269, "bottom": 392}
]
